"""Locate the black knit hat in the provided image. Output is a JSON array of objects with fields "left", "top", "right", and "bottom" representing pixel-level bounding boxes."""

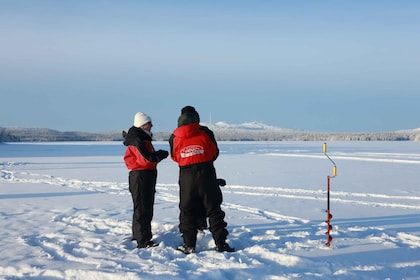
[
  {"left": 181, "top": 105, "right": 200, "bottom": 122},
  {"left": 181, "top": 106, "right": 195, "bottom": 114},
  {"left": 178, "top": 112, "right": 199, "bottom": 127}
]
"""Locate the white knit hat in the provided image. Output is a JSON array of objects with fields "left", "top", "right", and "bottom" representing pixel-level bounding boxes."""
[{"left": 133, "top": 112, "right": 152, "bottom": 128}]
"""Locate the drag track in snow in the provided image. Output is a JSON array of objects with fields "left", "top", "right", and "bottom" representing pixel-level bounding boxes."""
[{"left": 2, "top": 165, "right": 419, "bottom": 211}]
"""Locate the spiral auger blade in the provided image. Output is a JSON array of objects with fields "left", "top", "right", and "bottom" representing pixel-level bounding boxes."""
[
  {"left": 325, "top": 210, "right": 333, "bottom": 247},
  {"left": 323, "top": 143, "right": 337, "bottom": 247}
]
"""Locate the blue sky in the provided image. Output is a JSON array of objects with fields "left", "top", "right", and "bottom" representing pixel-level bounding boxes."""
[{"left": 1, "top": 1, "right": 419, "bottom": 133}]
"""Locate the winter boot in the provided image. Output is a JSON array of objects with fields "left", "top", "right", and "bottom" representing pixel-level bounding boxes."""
[
  {"left": 177, "top": 244, "right": 196, "bottom": 254},
  {"left": 216, "top": 243, "right": 235, "bottom": 253},
  {"left": 137, "top": 240, "right": 157, "bottom": 249}
]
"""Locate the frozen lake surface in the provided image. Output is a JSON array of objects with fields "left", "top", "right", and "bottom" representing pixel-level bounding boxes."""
[{"left": 1, "top": 141, "right": 419, "bottom": 279}]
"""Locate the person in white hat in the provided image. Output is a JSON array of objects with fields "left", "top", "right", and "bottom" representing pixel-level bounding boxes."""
[{"left": 122, "top": 112, "right": 169, "bottom": 248}]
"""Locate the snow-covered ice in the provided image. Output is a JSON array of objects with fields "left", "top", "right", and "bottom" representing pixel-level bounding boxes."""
[{"left": 1, "top": 141, "right": 419, "bottom": 279}]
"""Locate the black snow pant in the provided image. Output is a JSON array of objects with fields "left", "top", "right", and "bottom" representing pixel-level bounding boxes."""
[
  {"left": 129, "top": 169, "right": 157, "bottom": 247},
  {"left": 178, "top": 162, "right": 228, "bottom": 248}
]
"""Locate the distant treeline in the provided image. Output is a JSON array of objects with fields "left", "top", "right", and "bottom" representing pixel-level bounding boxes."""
[
  {"left": 0, "top": 127, "right": 170, "bottom": 142},
  {"left": 1, "top": 127, "right": 419, "bottom": 142}
]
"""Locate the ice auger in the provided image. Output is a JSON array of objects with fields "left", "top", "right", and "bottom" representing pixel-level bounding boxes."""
[{"left": 323, "top": 143, "right": 337, "bottom": 247}]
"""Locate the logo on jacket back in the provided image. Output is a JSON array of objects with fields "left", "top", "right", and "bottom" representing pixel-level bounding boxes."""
[{"left": 180, "top": 145, "right": 204, "bottom": 158}]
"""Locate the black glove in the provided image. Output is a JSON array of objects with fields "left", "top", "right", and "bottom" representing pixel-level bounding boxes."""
[
  {"left": 156, "top": 150, "right": 169, "bottom": 161},
  {"left": 217, "top": 178, "right": 226, "bottom": 187}
]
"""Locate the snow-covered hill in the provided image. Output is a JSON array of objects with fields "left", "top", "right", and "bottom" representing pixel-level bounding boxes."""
[
  {"left": 204, "top": 121, "right": 293, "bottom": 131},
  {"left": 201, "top": 122, "right": 420, "bottom": 141}
]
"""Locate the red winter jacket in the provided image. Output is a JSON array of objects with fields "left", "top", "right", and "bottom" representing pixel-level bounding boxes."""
[
  {"left": 123, "top": 126, "right": 158, "bottom": 171},
  {"left": 171, "top": 123, "right": 218, "bottom": 167},
  {"left": 124, "top": 144, "right": 157, "bottom": 171}
]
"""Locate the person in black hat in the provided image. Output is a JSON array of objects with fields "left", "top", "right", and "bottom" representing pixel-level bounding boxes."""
[
  {"left": 173, "top": 106, "right": 224, "bottom": 231},
  {"left": 169, "top": 106, "right": 234, "bottom": 254}
]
